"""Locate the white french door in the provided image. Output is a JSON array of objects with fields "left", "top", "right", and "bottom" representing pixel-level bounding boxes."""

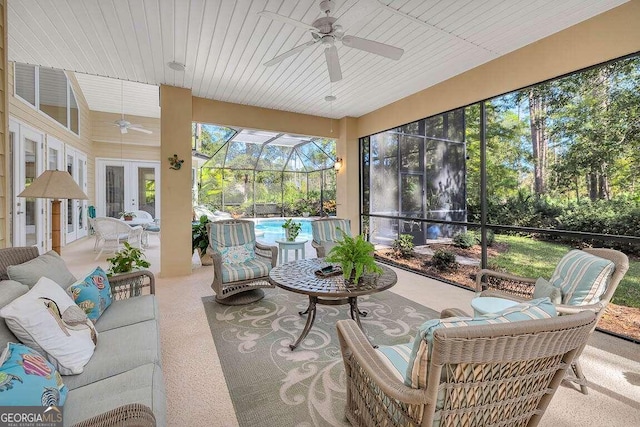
[
  {"left": 65, "top": 146, "right": 88, "bottom": 244},
  {"left": 96, "top": 159, "right": 160, "bottom": 219},
  {"left": 10, "top": 119, "right": 44, "bottom": 251}
]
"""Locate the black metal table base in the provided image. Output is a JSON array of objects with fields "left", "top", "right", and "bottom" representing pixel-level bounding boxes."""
[{"left": 289, "top": 295, "right": 368, "bottom": 350}]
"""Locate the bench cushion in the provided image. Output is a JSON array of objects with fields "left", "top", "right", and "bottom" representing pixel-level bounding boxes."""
[
  {"left": 95, "top": 295, "right": 158, "bottom": 333},
  {"left": 549, "top": 250, "right": 615, "bottom": 305},
  {"left": 62, "top": 319, "right": 160, "bottom": 390},
  {"left": 64, "top": 363, "right": 166, "bottom": 427}
]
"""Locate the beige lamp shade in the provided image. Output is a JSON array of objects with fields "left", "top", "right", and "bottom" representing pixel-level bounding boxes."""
[{"left": 18, "top": 170, "right": 88, "bottom": 200}]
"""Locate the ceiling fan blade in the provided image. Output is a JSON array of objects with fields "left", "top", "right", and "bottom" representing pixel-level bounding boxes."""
[
  {"left": 257, "top": 10, "right": 316, "bottom": 32},
  {"left": 129, "top": 126, "right": 153, "bottom": 135},
  {"left": 324, "top": 45, "right": 342, "bottom": 83},
  {"left": 341, "top": 35, "right": 404, "bottom": 60},
  {"left": 264, "top": 40, "right": 319, "bottom": 66}
]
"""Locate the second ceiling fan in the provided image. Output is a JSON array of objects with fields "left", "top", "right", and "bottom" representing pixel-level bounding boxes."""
[{"left": 260, "top": 0, "right": 404, "bottom": 82}]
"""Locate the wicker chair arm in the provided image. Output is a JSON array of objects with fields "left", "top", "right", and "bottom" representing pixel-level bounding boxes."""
[
  {"left": 336, "top": 320, "right": 431, "bottom": 406},
  {"left": 108, "top": 270, "right": 155, "bottom": 297},
  {"left": 311, "top": 240, "right": 326, "bottom": 258},
  {"left": 255, "top": 242, "right": 278, "bottom": 267},
  {"left": 71, "top": 403, "right": 156, "bottom": 427},
  {"left": 476, "top": 269, "right": 536, "bottom": 290},
  {"left": 556, "top": 302, "right": 604, "bottom": 315}
]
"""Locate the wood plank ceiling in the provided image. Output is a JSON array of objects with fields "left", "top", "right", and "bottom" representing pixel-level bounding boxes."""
[{"left": 7, "top": 0, "right": 628, "bottom": 120}]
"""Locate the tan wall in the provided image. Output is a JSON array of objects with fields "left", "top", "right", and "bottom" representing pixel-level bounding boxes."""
[
  {"left": 91, "top": 111, "right": 160, "bottom": 146},
  {"left": 192, "top": 97, "right": 335, "bottom": 138},
  {"left": 358, "top": 0, "right": 640, "bottom": 137},
  {"left": 0, "top": 0, "right": 7, "bottom": 248},
  {"left": 93, "top": 141, "right": 160, "bottom": 162},
  {"left": 336, "top": 117, "right": 359, "bottom": 233}
]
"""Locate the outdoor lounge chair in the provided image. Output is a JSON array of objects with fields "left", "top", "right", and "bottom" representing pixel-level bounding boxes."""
[
  {"left": 467, "top": 247, "right": 629, "bottom": 394},
  {"left": 92, "top": 217, "right": 144, "bottom": 260},
  {"left": 311, "top": 218, "right": 351, "bottom": 258},
  {"left": 337, "top": 307, "right": 597, "bottom": 427},
  {"left": 206, "top": 219, "right": 277, "bottom": 305}
]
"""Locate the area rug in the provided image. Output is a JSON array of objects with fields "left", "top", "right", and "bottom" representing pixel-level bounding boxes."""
[{"left": 202, "top": 288, "right": 439, "bottom": 427}]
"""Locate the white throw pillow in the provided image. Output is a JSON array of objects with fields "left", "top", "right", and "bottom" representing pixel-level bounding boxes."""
[{"left": 0, "top": 277, "right": 97, "bottom": 375}]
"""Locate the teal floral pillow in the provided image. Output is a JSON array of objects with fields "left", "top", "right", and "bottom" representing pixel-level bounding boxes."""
[
  {"left": 0, "top": 342, "right": 67, "bottom": 406},
  {"left": 67, "top": 267, "right": 113, "bottom": 322},
  {"left": 220, "top": 243, "right": 255, "bottom": 264}
]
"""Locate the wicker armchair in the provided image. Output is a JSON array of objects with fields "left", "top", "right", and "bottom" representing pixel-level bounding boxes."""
[
  {"left": 472, "top": 247, "right": 629, "bottom": 394},
  {"left": 337, "top": 310, "right": 597, "bottom": 427},
  {"left": 206, "top": 219, "right": 277, "bottom": 305},
  {"left": 310, "top": 218, "right": 351, "bottom": 258},
  {"left": 92, "top": 217, "right": 144, "bottom": 259}
]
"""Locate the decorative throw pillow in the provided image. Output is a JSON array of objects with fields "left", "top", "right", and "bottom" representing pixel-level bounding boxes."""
[
  {"left": 0, "top": 342, "right": 67, "bottom": 406},
  {"left": 7, "top": 251, "right": 76, "bottom": 289},
  {"left": 549, "top": 250, "right": 615, "bottom": 305},
  {"left": 406, "top": 297, "right": 556, "bottom": 389},
  {"left": 220, "top": 243, "right": 255, "bottom": 264},
  {"left": 0, "top": 277, "right": 97, "bottom": 375},
  {"left": 533, "top": 277, "right": 562, "bottom": 304},
  {"left": 67, "top": 267, "right": 113, "bottom": 322}
]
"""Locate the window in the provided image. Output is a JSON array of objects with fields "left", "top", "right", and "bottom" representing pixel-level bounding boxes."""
[{"left": 14, "top": 63, "right": 80, "bottom": 135}]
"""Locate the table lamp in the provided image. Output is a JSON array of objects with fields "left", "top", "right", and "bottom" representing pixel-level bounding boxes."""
[{"left": 18, "top": 170, "right": 88, "bottom": 255}]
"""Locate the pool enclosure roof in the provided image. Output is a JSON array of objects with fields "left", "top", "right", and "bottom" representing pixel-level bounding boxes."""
[{"left": 198, "top": 125, "right": 337, "bottom": 173}]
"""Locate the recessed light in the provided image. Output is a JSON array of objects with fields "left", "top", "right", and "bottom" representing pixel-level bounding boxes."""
[
  {"left": 168, "top": 61, "right": 186, "bottom": 72},
  {"left": 324, "top": 95, "right": 336, "bottom": 102}
]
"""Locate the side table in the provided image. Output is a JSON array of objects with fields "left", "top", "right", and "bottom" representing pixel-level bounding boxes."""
[{"left": 275, "top": 239, "right": 308, "bottom": 264}]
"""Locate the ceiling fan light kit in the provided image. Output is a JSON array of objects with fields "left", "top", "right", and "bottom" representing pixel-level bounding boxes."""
[
  {"left": 167, "top": 61, "right": 186, "bottom": 71},
  {"left": 260, "top": 0, "right": 404, "bottom": 83}
]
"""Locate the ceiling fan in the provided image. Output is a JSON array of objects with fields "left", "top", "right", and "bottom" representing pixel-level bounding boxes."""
[
  {"left": 259, "top": 0, "right": 404, "bottom": 82},
  {"left": 113, "top": 116, "right": 152, "bottom": 134}
]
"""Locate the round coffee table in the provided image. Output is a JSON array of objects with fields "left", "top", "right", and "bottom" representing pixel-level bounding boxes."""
[{"left": 269, "top": 258, "right": 397, "bottom": 350}]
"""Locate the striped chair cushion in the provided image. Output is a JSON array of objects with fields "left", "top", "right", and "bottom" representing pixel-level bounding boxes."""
[
  {"left": 375, "top": 343, "right": 413, "bottom": 382},
  {"left": 405, "top": 297, "right": 557, "bottom": 390},
  {"left": 311, "top": 219, "right": 351, "bottom": 243},
  {"left": 221, "top": 257, "right": 272, "bottom": 283},
  {"left": 209, "top": 221, "right": 256, "bottom": 252},
  {"left": 549, "top": 250, "right": 615, "bottom": 306}
]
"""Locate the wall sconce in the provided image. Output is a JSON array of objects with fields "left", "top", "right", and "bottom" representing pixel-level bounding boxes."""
[{"left": 334, "top": 157, "right": 343, "bottom": 172}]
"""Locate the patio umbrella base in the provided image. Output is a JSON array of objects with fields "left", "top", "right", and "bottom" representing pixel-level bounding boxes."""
[{"left": 216, "top": 289, "right": 265, "bottom": 306}]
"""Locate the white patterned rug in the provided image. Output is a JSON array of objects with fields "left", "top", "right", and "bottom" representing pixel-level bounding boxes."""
[{"left": 202, "top": 287, "right": 438, "bottom": 427}]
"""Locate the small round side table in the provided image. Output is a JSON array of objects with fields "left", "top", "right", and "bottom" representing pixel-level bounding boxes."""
[
  {"left": 276, "top": 239, "right": 308, "bottom": 264},
  {"left": 471, "top": 296, "right": 519, "bottom": 317}
]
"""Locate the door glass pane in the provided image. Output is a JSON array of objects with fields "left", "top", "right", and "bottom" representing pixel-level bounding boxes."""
[
  {"left": 106, "top": 166, "right": 125, "bottom": 218},
  {"left": 67, "top": 155, "right": 74, "bottom": 233},
  {"left": 25, "top": 138, "right": 38, "bottom": 246},
  {"left": 39, "top": 68, "right": 67, "bottom": 127},
  {"left": 138, "top": 167, "right": 156, "bottom": 218},
  {"left": 48, "top": 147, "right": 58, "bottom": 170},
  {"left": 78, "top": 160, "right": 85, "bottom": 229}
]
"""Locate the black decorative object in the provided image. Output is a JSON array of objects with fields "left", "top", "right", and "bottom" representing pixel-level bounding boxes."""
[{"left": 168, "top": 154, "right": 184, "bottom": 170}]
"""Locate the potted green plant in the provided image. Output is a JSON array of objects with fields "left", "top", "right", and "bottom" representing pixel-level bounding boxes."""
[
  {"left": 192, "top": 215, "right": 213, "bottom": 265},
  {"left": 106, "top": 242, "right": 150, "bottom": 275},
  {"left": 282, "top": 218, "right": 302, "bottom": 241},
  {"left": 119, "top": 211, "right": 136, "bottom": 221},
  {"left": 325, "top": 228, "right": 383, "bottom": 284}
]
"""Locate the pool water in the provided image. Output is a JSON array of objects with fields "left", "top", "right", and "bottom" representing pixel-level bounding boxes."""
[{"left": 252, "top": 218, "right": 313, "bottom": 244}]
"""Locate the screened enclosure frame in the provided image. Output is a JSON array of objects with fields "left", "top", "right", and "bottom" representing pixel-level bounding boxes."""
[{"left": 194, "top": 124, "right": 337, "bottom": 217}]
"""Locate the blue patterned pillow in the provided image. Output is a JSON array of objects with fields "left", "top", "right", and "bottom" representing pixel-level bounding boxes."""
[
  {"left": 0, "top": 342, "right": 67, "bottom": 406},
  {"left": 220, "top": 243, "right": 255, "bottom": 264},
  {"left": 405, "top": 298, "right": 557, "bottom": 389},
  {"left": 67, "top": 267, "right": 113, "bottom": 322}
]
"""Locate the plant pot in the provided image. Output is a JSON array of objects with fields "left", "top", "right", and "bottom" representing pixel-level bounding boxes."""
[
  {"left": 124, "top": 216, "right": 133, "bottom": 221},
  {"left": 284, "top": 229, "right": 298, "bottom": 241},
  {"left": 199, "top": 250, "right": 213, "bottom": 266},
  {"left": 302, "top": 212, "right": 310, "bottom": 218}
]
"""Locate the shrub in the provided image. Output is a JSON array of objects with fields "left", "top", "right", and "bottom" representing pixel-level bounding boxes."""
[
  {"left": 431, "top": 249, "right": 458, "bottom": 272},
  {"left": 453, "top": 231, "right": 477, "bottom": 249},
  {"left": 391, "top": 234, "right": 414, "bottom": 258}
]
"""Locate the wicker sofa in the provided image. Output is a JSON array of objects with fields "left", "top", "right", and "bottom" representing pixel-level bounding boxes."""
[{"left": 0, "top": 247, "right": 165, "bottom": 427}]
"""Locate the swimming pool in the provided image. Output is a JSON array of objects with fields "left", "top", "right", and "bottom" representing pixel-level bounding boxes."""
[{"left": 252, "top": 218, "right": 313, "bottom": 244}]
